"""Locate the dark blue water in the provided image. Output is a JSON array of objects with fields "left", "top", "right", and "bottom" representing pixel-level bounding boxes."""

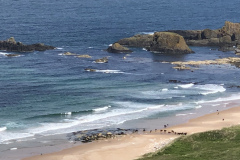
[{"left": 1, "top": 0, "right": 240, "bottom": 149}]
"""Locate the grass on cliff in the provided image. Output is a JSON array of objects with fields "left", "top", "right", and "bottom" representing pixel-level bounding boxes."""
[{"left": 138, "top": 125, "right": 240, "bottom": 160}]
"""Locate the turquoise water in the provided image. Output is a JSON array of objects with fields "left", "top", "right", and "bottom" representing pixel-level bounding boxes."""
[{"left": 1, "top": 0, "right": 240, "bottom": 148}]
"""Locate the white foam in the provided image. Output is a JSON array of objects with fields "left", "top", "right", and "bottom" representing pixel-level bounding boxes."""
[
  {"left": 178, "top": 83, "right": 194, "bottom": 88},
  {"left": 95, "top": 69, "right": 124, "bottom": 74},
  {"left": 0, "top": 52, "right": 7, "bottom": 56},
  {"left": 93, "top": 105, "right": 111, "bottom": 112},
  {"left": 10, "top": 148, "right": 17, "bottom": 150},
  {"left": 109, "top": 44, "right": 112, "bottom": 46},
  {"left": 63, "top": 112, "right": 72, "bottom": 115},
  {"left": 88, "top": 47, "right": 93, "bottom": 48},
  {"left": 138, "top": 32, "right": 155, "bottom": 35},
  {"left": 195, "top": 105, "right": 202, "bottom": 109},
  {"left": 142, "top": 48, "right": 147, "bottom": 51},
  {"left": 56, "top": 47, "right": 63, "bottom": 50},
  {"left": 195, "top": 84, "right": 226, "bottom": 95},
  {"left": 0, "top": 127, "right": 7, "bottom": 132},
  {"left": 162, "top": 88, "right": 168, "bottom": 92},
  {"left": 176, "top": 113, "right": 196, "bottom": 116}
]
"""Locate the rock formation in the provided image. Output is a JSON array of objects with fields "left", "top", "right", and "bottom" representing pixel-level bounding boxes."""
[
  {"left": 168, "top": 21, "right": 240, "bottom": 51},
  {"left": 171, "top": 57, "right": 240, "bottom": 68},
  {"left": 0, "top": 37, "right": 55, "bottom": 52},
  {"left": 76, "top": 55, "right": 92, "bottom": 58},
  {"left": 117, "top": 21, "right": 240, "bottom": 52},
  {"left": 95, "top": 57, "right": 108, "bottom": 63},
  {"left": 147, "top": 32, "right": 194, "bottom": 54},
  {"left": 117, "top": 34, "right": 153, "bottom": 48},
  {"left": 63, "top": 52, "right": 77, "bottom": 56},
  {"left": 5, "top": 54, "right": 21, "bottom": 57},
  {"left": 107, "top": 43, "right": 133, "bottom": 53}
]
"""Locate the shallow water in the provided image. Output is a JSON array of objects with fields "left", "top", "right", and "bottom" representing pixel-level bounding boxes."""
[{"left": 1, "top": 0, "right": 240, "bottom": 159}]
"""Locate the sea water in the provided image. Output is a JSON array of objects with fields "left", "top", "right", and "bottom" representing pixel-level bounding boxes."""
[{"left": 1, "top": 0, "right": 240, "bottom": 158}]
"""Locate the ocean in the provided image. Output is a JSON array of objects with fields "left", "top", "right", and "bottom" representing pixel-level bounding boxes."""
[{"left": 1, "top": 0, "right": 240, "bottom": 159}]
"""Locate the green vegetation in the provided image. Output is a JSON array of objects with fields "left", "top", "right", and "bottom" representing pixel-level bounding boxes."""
[{"left": 138, "top": 126, "right": 240, "bottom": 160}]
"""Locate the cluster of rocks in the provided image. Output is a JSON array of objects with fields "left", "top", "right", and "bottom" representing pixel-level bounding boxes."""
[
  {"left": 168, "top": 21, "right": 240, "bottom": 51},
  {"left": 116, "top": 32, "right": 194, "bottom": 54},
  {"left": 171, "top": 57, "right": 240, "bottom": 69},
  {"left": 114, "top": 21, "right": 240, "bottom": 54},
  {"left": 62, "top": 52, "right": 92, "bottom": 58},
  {"left": 0, "top": 37, "right": 55, "bottom": 52},
  {"left": 68, "top": 128, "right": 140, "bottom": 143}
]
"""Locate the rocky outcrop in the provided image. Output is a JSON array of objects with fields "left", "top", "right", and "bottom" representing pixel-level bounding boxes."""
[
  {"left": 171, "top": 57, "right": 240, "bottom": 68},
  {"left": 69, "top": 128, "right": 142, "bottom": 143},
  {"left": 147, "top": 32, "right": 194, "bottom": 54},
  {"left": 5, "top": 54, "right": 21, "bottom": 57},
  {"left": 117, "top": 34, "right": 153, "bottom": 48},
  {"left": 76, "top": 55, "right": 92, "bottom": 58},
  {"left": 169, "top": 21, "right": 240, "bottom": 51},
  {"left": 95, "top": 57, "right": 108, "bottom": 63},
  {"left": 117, "top": 21, "right": 240, "bottom": 53},
  {"left": 0, "top": 37, "right": 55, "bottom": 52},
  {"left": 63, "top": 52, "right": 77, "bottom": 56},
  {"left": 107, "top": 43, "right": 133, "bottom": 53}
]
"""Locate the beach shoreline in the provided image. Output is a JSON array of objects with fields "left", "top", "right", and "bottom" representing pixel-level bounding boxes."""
[{"left": 20, "top": 103, "right": 240, "bottom": 160}]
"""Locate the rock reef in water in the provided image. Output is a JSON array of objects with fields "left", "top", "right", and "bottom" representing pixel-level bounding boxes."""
[
  {"left": 0, "top": 37, "right": 55, "bottom": 52},
  {"left": 168, "top": 21, "right": 240, "bottom": 51},
  {"left": 117, "top": 21, "right": 240, "bottom": 52},
  {"left": 171, "top": 57, "right": 240, "bottom": 68},
  {"left": 147, "top": 32, "right": 194, "bottom": 54},
  {"left": 95, "top": 57, "right": 108, "bottom": 63},
  {"left": 107, "top": 43, "right": 133, "bottom": 53},
  {"left": 117, "top": 34, "right": 153, "bottom": 48},
  {"left": 63, "top": 52, "right": 92, "bottom": 58}
]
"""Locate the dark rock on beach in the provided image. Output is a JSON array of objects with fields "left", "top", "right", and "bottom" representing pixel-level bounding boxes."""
[
  {"left": 0, "top": 37, "right": 55, "bottom": 52},
  {"left": 107, "top": 43, "right": 133, "bottom": 53},
  {"left": 68, "top": 128, "right": 141, "bottom": 143},
  {"left": 147, "top": 32, "right": 194, "bottom": 54}
]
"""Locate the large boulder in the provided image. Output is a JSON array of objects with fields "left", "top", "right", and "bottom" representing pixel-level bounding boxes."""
[
  {"left": 0, "top": 37, "right": 55, "bottom": 52},
  {"left": 107, "top": 43, "right": 133, "bottom": 53},
  {"left": 147, "top": 32, "right": 194, "bottom": 54},
  {"left": 117, "top": 34, "right": 153, "bottom": 48},
  {"left": 201, "top": 29, "right": 218, "bottom": 39}
]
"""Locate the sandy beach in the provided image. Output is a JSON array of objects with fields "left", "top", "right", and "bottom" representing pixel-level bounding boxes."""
[{"left": 22, "top": 105, "right": 240, "bottom": 160}]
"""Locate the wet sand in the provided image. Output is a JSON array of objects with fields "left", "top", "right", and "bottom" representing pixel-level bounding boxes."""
[{"left": 23, "top": 105, "right": 240, "bottom": 160}]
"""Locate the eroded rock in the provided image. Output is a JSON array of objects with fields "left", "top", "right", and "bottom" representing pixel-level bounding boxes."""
[
  {"left": 107, "top": 43, "right": 133, "bottom": 53},
  {"left": 171, "top": 57, "right": 240, "bottom": 68},
  {"left": 0, "top": 37, "right": 55, "bottom": 52},
  {"left": 147, "top": 32, "right": 194, "bottom": 54},
  {"left": 95, "top": 57, "right": 108, "bottom": 63},
  {"left": 117, "top": 34, "right": 153, "bottom": 48}
]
